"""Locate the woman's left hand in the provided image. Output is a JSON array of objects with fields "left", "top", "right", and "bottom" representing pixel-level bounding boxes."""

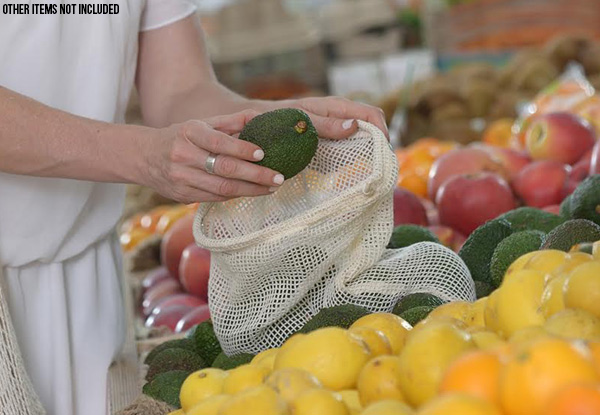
[{"left": 262, "top": 96, "right": 389, "bottom": 140}]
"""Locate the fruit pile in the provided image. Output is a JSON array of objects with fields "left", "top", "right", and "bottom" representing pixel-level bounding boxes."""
[
  {"left": 141, "top": 238, "right": 600, "bottom": 414},
  {"left": 123, "top": 204, "right": 213, "bottom": 334}
]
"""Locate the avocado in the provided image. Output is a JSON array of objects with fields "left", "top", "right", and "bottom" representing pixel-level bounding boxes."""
[
  {"left": 541, "top": 219, "right": 600, "bottom": 252},
  {"left": 560, "top": 194, "right": 573, "bottom": 219},
  {"left": 570, "top": 242, "right": 594, "bottom": 255},
  {"left": 398, "top": 305, "right": 437, "bottom": 326},
  {"left": 187, "top": 320, "right": 223, "bottom": 366},
  {"left": 490, "top": 230, "right": 546, "bottom": 288},
  {"left": 239, "top": 108, "right": 318, "bottom": 179},
  {"left": 142, "top": 370, "right": 189, "bottom": 408},
  {"left": 474, "top": 281, "right": 494, "bottom": 299},
  {"left": 570, "top": 175, "right": 600, "bottom": 225},
  {"left": 459, "top": 219, "right": 513, "bottom": 284},
  {"left": 387, "top": 225, "right": 440, "bottom": 249},
  {"left": 145, "top": 348, "right": 205, "bottom": 382},
  {"left": 392, "top": 293, "right": 445, "bottom": 316},
  {"left": 297, "top": 304, "right": 372, "bottom": 334},
  {"left": 498, "top": 207, "right": 565, "bottom": 233},
  {"left": 211, "top": 352, "right": 255, "bottom": 370},
  {"left": 144, "top": 338, "right": 200, "bottom": 366}
]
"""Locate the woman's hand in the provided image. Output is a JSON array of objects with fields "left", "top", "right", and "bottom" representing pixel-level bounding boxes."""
[
  {"left": 142, "top": 110, "right": 284, "bottom": 204},
  {"left": 263, "top": 96, "right": 389, "bottom": 141}
]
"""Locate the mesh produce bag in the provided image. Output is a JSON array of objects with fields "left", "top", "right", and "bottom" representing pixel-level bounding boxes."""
[
  {"left": 0, "top": 268, "right": 45, "bottom": 415},
  {"left": 193, "top": 121, "right": 475, "bottom": 355}
]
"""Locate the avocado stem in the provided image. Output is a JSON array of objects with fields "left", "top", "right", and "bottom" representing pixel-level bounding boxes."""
[{"left": 294, "top": 121, "right": 307, "bottom": 134}]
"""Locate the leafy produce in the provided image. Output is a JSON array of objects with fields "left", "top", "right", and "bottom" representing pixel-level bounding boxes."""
[
  {"left": 145, "top": 348, "right": 205, "bottom": 382},
  {"left": 490, "top": 230, "right": 546, "bottom": 287},
  {"left": 239, "top": 108, "right": 318, "bottom": 180},
  {"left": 458, "top": 219, "right": 513, "bottom": 284},
  {"left": 297, "top": 304, "right": 371, "bottom": 333},
  {"left": 542, "top": 219, "right": 600, "bottom": 252},
  {"left": 387, "top": 225, "right": 440, "bottom": 249}
]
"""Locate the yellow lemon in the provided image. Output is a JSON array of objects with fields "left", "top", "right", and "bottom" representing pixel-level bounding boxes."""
[
  {"left": 219, "top": 385, "right": 288, "bottom": 415},
  {"left": 357, "top": 355, "right": 405, "bottom": 406},
  {"left": 180, "top": 368, "right": 228, "bottom": 412},
  {"left": 469, "top": 329, "right": 505, "bottom": 351},
  {"left": 186, "top": 394, "right": 229, "bottom": 415},
  {"left": 593, "top": 240, "right": 600, "bottom": 259},
  {"left": 483, "top": 289, "right": 501, "bottom": 333},
  {"left": 167, "top": 411, "right": 184, "bottom": 415},
  {"left": 274, "top": 327, "right": 370, "bottom": 390},
  {"left": 544, "top": 308, "right": 600, "bottom": 340},
  {"left": 398, "top": 320, "right": 475, "bottom": 407},
  {"left": 509, "top": 326, "right": 551, "bottom": 348},
  {"left": 289, "top": 389, "right": 349, "bottom": 415},
  {"left": 493, "top": 269, "right": 547, "bottom": 338},
  {"left": 265, "top": 368, "right": 321, "bottom": 403},
  {"left": 350, "top": 313, "right": 412, "bottom": 355},
  {"left": 522, "top": 250, "right": 568, "bottom": 276},
  {"left": 360, "top": 400, "right": 414, "bottom": 415},
  {"left": 222, "top": 363, "right": 270, "bottom": 395},
  {"left": 337, "top": 390, "right": 363, "bottom": 415},
  {"left": 564, "top": 261, "right": 600, "bottom": 319},
  {"left": 348, "top": 326, "right": 392, "bottom": 357},
  {"left": 426, "top": 301, "right": 472, "bottom": 325},
  {"left": 540, "top": 273, "right": 569, "bottom": 318},
  {"left": 503, "top": 251, "right": 539, "bottom": 279},
  {"left": 418, "top": 393, "right": 502, "bottom": 415},
  {"left": 551, "top": 252, "right": 594, "bottom": 276},
  {"left": 467, "top": 297, "right": 488, "bottom": 328},
  {"left": 251, "top": 348, "right": 279, "bottom": 372}
]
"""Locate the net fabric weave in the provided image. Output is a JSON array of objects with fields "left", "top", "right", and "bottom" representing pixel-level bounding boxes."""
[
  {"left": 193, "top": 121, "right": 475, "bottom": 355},
  {"left": 0, "top": 269, "right": 45, "bottom": 415}
]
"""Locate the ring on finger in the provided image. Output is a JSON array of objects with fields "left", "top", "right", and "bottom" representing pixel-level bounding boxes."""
[{"left": 205, "top": 152, "right": 218, "bottom": 175}]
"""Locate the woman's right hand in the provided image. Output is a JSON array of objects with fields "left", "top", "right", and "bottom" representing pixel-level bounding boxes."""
[{"left": 141, "top": 110, "right": 285, "bottom": 203}]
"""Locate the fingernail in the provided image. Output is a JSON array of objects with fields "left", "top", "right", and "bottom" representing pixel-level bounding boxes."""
[
  {"left": 253, "top": 149, "right": 264, "bottom": 161},
  {"left": 269, "top": 187, "right": 278, "bottom": 193},
  {"left": 273, "top": 174, "right": 284, "bottom": 185},
  {"left": 342, "top": 119, "right": 355, "bottom": 130}
]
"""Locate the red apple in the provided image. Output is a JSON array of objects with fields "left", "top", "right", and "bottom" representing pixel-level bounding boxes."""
[
  {"left": 427, "top": 225, "right": 466, "bottom": 253},
  {"left": 512, "top": 160, "right": 569, "bottom": 208},
  {"left": 175, "top": 305, "right": 211, "bottom": 333},
  {"left": 542, "top": 205, "right": 561, "bottom": 215},
  {"left": 392, "top": 188, "right": 428, "bottom": 226},
  {"left": 436, "top": 173, "right": 517, "bottom": 236},
  {"left": 427, "top": 148, "right": 508, "bottom": 201},
  {"left": 590, "top": 140, "right": 600, "bottom": 175},
  {"left": 145, "top": 304, "right": 194, "bottom": 332},
  {"left": 420, "top": 198, "right": 439, "bottom": 226},
  {"left": 149, "top": 293, "right": 207, "bottom": 317},
  {"left": 562, "top": 156, "right": 590, "bottom": 198},
  {"left": 160, "top": 213, "right": 195, "bottom": 279},
  {"left": 142, "top": 278, "right": 183, "bottom": 316},
  {"left": 482, "top": 146, "right": 531, "bottom": 180},
  {"left": 141, "top": 267, "right": 174, "bottom": 294},
  {"left": 524, "top": 112, "right": 596, "bottom": 165},
  {"left": 179, "top": 244, "right": 211, "bottom": 301}
]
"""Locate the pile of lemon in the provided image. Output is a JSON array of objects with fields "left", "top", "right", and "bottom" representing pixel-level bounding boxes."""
[{"left": 168, "top": 246, "right": 600, "bottom": 415}]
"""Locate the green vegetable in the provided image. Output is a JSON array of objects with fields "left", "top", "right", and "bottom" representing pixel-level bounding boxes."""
[
  {"left": 490, "top": 230, "right": 546, "bottom": 288},
  {"left": 187, "top": 320, "right": 223, "bottom": 366},
  {"left": 211, "top": 352, "right": 255, "bottom": 370},
  {"left": 398, "top": 305, "right": 437, "bottom": 326},
  {"left": 239, "top": 108, "right": 318, "bottom": 179},
  {"left": 142, "top": 370, "right": 189, "bottom": 408},
  {"left": 387, "top": 225, "right": 440, "bottom": 249},
  {"left": 541, "top": 219, "right": 600, "bottom": 252},
  {"left": 498, "top": 207, "right": 565, "bottom": 233},
  {"left": 570, "top": 175, "right": 600, "bottom": 225},
  {"left": 145, "top": 348, "right": 205, "bottom": 382},
  {"left": 392, "top": 293, "right": 444, "bottom": 316},
  {"left": 144, "top": 338, "right": 199, "bottom": 366},
  {"left": 297, "top": 304, "right": 372, "bottom": 334}
]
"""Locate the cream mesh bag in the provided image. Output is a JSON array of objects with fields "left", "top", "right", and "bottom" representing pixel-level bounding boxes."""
[
  {"left": 193, "top": 121, "right": 475, "bottom": 355},
  {"left": 0, "top": 268, "right": 45, "bottom": 415}
]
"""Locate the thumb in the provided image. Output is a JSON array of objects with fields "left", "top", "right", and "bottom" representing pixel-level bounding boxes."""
[{"left": 309, "top": 114, "right": 358, "bottom": 140}]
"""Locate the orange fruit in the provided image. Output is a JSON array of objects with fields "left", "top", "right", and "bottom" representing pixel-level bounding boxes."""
[
  {"left": 499, "top": 338, "right": 599, "bottom": 415},
  {"left": 482, "top": 118, "right": 516, "bottom": 148},
  {"left": 155, "top": 204, "right": 190, "bottom": 234},
  {"left": 401, "top": 149, "right": 435, "bottom": 176},
  {"left": 545, "top": 383, "right": 600, "bottom": 415},
  {"left": 588, "top": 341, "right": 600, "bottom": 376},
  {"left": 140, "top": 205, "right": 172, "bottom": 233},
  {"left": 439, "top": 349, "right": 502, "bottom": 406},
  {"left": 120, "top": 212, "right": 143, "bottom": 233},
  {"left": 418, "top": 393, "right": 503, "bottom": 415},
  {"left": 397, "top": 173, "right": 428, "bottom": 199},
  {"left": 408, "top": 137, "right": 441, "bottom": 151}
]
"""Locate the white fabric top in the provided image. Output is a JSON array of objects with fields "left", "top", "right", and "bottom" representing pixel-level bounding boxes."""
[{"left": 0, "top": 0, "right": 197, "bottom": 267}]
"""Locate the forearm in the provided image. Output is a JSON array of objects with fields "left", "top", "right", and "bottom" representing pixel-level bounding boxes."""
[{"left": 0, "top": 86, "right": 150, "bottom": 183}]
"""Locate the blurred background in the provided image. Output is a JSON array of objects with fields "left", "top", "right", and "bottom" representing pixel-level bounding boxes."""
[{"left": 124, "top": 0, "right": 600, "bottom": 215}]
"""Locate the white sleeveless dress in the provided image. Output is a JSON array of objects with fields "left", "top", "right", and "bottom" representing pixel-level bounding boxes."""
[{"left": 0, "top": 1, "right": 196, "bottom": 414}]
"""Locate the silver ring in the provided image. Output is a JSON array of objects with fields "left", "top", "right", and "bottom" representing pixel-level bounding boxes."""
[{"left": 205, "top": 153, "right": 218, "bottom": 175}]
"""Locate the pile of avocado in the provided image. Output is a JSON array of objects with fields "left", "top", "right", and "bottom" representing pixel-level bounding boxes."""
[{"left": 459, "top": 175, "right": 600, "bottom": 296}]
